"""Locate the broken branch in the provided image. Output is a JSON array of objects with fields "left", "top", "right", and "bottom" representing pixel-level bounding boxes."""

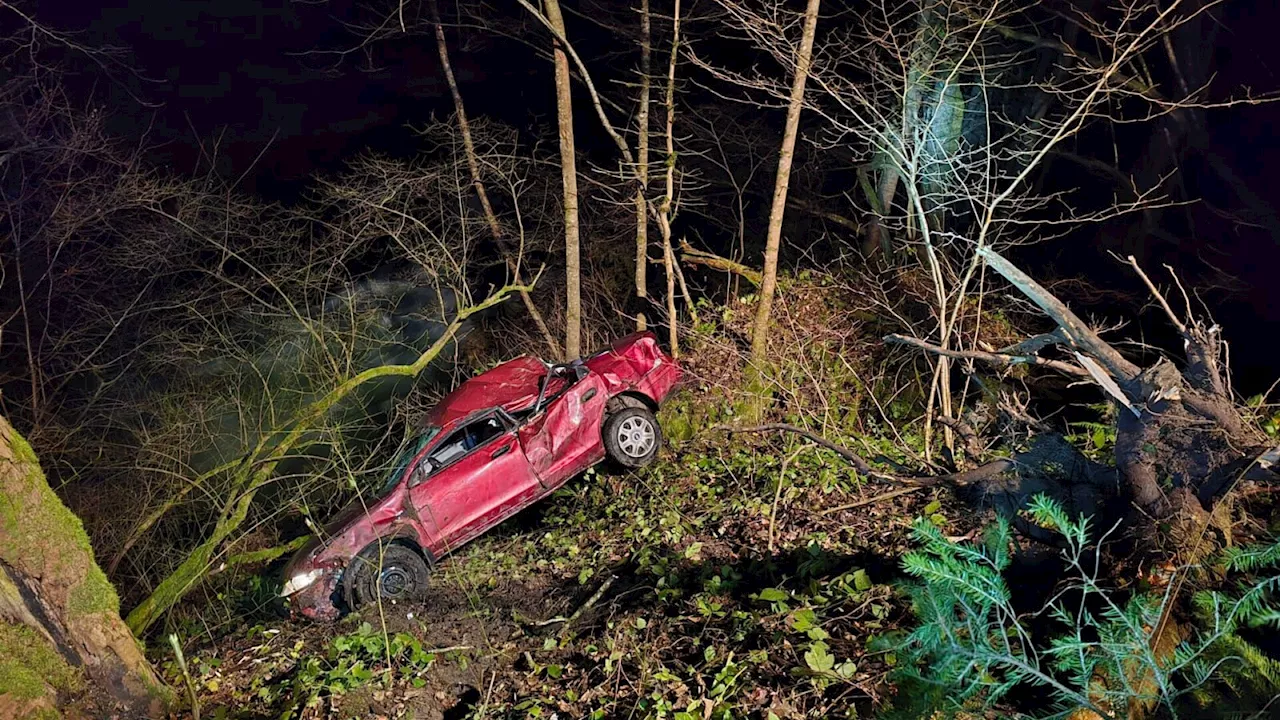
[
  {"left": 678, "top": 240, "right": 761, "bottom": 286},
  {"left": 819, "top": 459, "right": 1016, "bottom": 514},
  {"left": 978, "top": 246, "right": 1140, "bottom": 382},
  {"left": 715, "top": 423, "right": 887, "bottom": 479},
  {"left": 885, "top": 333, "right": 1089, "bottom": 377}
]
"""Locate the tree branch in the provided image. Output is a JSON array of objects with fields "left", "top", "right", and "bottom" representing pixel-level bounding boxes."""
[{"left": 886, "top": 333, "right": 1090, "bottom": 378}]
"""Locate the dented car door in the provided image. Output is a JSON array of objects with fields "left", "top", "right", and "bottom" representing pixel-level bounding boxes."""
[
  {"left": 517, "top": 371, "right": 609, "bottom": 490},
  {"left": 406, "top": 413, "right": 542, "bottom": 554}
]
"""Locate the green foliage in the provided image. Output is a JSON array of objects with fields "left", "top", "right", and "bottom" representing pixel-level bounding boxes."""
[
  {"left": 886, "top": 495, "right": 1280, "bottom": 719},
  {"left": 1064, "top": 403, "right": 1118, "bottom": 463},
  {"left": 274, "top": 622, "right": 441, "bottom": 718}
]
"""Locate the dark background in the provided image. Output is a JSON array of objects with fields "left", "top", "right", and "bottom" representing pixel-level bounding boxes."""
[{"left": 30, "top": 0, "right": 1280, "bottom": 394}]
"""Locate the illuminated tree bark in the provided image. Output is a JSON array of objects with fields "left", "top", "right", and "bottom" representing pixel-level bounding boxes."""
[
  {"left": 542, "top": 0, "right": 582, "bottom": 358},
  {"left": 634, "top": 0, "right": 652, "bottom": 332},
  {"left": 746, "top": 0, "right": 821, "bottom": 411},
  {"left": 0, "top": 416, "right": 166, "bottom": 718},
  {"left": 428, "top": 0, "right": 562, "bottom": 360}
]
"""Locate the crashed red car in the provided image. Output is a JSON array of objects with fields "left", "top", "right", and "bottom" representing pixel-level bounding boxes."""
[{"left": 281, "top": 332, "right": 681, "bottom": 619}]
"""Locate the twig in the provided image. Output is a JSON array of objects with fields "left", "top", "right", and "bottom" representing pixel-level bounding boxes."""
[
  {"left": 1125, "top": 254, "right": 1186, "bottom": 334},
  {"left": 715, "top": 423, "right": 890, "bottom": 480},
  {"left": 552, "top": 575, "right": 616, "bottom": 635},
  {"left": 819, "top": 459, "right": 1015, "bottom": 515},
  {"left": 821, "top": 485, "right": 928, "bottom": 513},
  {"left": 770, "top": 443, "right": 813, "bottom": 552},
  {"left": 422, "top": 645, "right": 473, "bottom": 654},
  {"left": 885, "top": 333, "right": 1089, "bottom": 378}
]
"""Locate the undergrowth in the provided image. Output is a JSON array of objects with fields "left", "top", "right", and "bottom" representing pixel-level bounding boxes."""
[
  {"left": 155, "top": 279, "right": 1279, "bottom": 719},
  {"left": 883, "top": 495, "right": 1280, "bottom": 719}
]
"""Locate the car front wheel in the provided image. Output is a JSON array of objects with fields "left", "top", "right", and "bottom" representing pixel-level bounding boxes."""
[
  {"left": 347, "top": 543, "right": 430, "bottom": 611},
  {"left": 603, "top": 406, "right": 662, "bottom": 468}
]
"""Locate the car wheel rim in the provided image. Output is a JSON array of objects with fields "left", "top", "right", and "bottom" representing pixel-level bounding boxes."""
[
  {"left": 378, "top": 566, "right": 411, "bottom": 598},
  {"left": 617, "top": 415, "right": 656, "bottom": 458}
]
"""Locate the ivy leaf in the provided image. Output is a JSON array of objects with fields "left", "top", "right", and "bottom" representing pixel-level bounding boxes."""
[
  {"left": 757, "top": 588, "right": 788, "bottom": 602},
  {"left": 790, "top": 608, "right": 818, "bottom": 632},
  {"left": 853, "top": 569, "right": 873, "bottom": 592},
  {"left": 804, "top": 642, "right": 835, "bottom": 673}
]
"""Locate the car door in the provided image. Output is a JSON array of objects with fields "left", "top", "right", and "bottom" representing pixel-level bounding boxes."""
[
  {"left": 406, "top": 413, "right": 542, "bottom": 555},
  {"left": 517, "top": 371, "right": 609, "bottom": 490}
]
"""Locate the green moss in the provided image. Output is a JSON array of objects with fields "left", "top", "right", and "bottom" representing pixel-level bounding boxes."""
[
  {"left": 67, "top": 566, "right": 120, "bottom": 617},
  {"left": 0, "top": 624, "right": 82, "bottom": 700},
  {"left": 1, "top": 425, "right": 123, "bottom": 619}
]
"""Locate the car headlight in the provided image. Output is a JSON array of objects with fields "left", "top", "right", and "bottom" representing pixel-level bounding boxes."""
[{"left": 281, "top": 569, "right": 323, "bottom": 597}]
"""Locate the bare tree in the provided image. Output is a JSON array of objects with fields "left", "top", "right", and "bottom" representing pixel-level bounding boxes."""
[
  {"left": 634, "top": 0, "right": 653, "bottom": 331},
  {"left": 513, "top": 0, "right": 698, "bottom": 350},
  {"left": 427, "top": 0, "right": 561, "bottom": 360},
  {"left": 740, "top": 0, "right": 822, "bottom": 415},
  {"left": 699, "top": 0, "right": 1274, "bottom": 454}
]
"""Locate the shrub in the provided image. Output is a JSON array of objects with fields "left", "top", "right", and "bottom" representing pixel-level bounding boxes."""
[{"left": 883, "top": 496, "right": 1280, "bottom": 719}]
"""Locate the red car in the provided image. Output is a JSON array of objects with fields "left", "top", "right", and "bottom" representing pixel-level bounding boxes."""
[{"left": 281, "top": 332, "right": 681, "bottom": 619}]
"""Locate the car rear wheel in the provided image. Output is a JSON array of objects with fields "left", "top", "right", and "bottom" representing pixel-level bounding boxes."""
[
  {"left": 347, "top": 543, "right": 430, "bottom": 610},
  {"left": 603, "top": 406, "right": 662, "bottom": 468}
]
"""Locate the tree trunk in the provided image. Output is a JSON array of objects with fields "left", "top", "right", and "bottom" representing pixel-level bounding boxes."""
[
  {"left": 634, "top": 0, "right": 652, "bottom": 332},
  {"left": 428, "top": 0, "right": 562, "bottom": 360},
  {"left": 0, "top": 415, "right": 166, "bottom": 718},
  {"left": 542, "top": 0, "right": 582, "bottom": 359},
  {"left": 655, "top": 0, "right": 685, "bottom": 358},
  {"left": 746, "top": 0, "right": 821, "bottom": 410}
]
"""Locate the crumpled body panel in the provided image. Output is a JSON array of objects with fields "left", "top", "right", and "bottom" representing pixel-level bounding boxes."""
[{"left": 283, "top": 332, "right": 680, "bottom": 620}]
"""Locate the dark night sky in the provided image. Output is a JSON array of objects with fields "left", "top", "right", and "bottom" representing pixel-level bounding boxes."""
[
  {"left": 27, "top": 0, "right": 1280, "bottom": 391},
  {"left": 48, "top": 0, "right": 558, "bottom": 197}
]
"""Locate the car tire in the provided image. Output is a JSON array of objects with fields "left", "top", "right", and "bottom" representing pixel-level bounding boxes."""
[
  {"left": 346, "top": 542, "right": 430, "bottom": 611},
  {"left": 603, "top": 406, "right": 662, "bottom": 468}
]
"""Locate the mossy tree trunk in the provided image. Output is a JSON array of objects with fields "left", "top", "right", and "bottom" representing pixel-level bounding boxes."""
[{"left": 1, "top": 415, "right": 166, "bottom": 718}]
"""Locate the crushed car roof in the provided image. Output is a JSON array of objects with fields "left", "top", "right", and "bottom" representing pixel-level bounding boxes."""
[{"left": 425, "top": 355, "right": 550, "bottom": 428}]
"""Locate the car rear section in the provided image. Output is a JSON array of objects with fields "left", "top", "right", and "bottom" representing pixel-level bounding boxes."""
[{"left": 585, "top": 331, "right": 682, "bottom": 406}]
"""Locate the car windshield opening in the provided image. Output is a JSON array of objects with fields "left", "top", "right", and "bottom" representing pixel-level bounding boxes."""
[{"left": 377, "top": 428, "right": 439, "bottom": 496}]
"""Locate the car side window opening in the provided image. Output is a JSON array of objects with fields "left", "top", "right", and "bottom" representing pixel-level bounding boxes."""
[
  {"left": 523, "top": 362, "right": 587, "bottom": 418},
  {"left": 412, "top": 415, "right": 506, "bottom": 483}
]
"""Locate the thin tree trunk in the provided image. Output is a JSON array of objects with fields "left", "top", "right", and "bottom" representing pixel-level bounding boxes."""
[
  {"left": 655, "top": 0, "right": 685, "bottom": 357},
  {"left": 634, "top": 0, "right": 652, "bottom": 331},
  {"left": 429, "top": 0, "right": 562, "bottom": 360},
  {"left": 747, "top": 0, "right": 821, "bottom": 407},
  {"left": 542, "top": 0, "right": 582, "bottom": 359}
]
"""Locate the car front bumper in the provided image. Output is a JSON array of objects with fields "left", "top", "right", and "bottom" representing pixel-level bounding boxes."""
[{"left": 283, "top": 568, "right": 343, "bottom": 621}]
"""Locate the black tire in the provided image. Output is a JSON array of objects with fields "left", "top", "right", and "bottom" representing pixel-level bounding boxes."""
[
  {"left": 346, "top": 542, "right": 430, "bottom": 610},
  {"left": 603, "top": 406, "right": 662, "bottom": 468}
]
